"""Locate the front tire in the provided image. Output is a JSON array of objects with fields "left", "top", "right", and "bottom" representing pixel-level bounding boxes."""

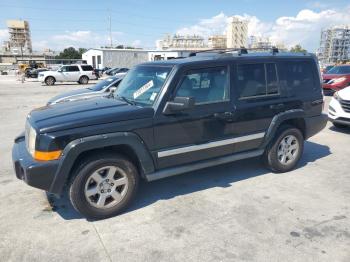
[
  {"left": 45, "top": 76, "right": 55, "bottom": 86},
  {"left": 263, "top": 125, "right": 304, "bottom": 173},
  {"left": 69, "top": 153, "right": 139, "bottom": 219}
]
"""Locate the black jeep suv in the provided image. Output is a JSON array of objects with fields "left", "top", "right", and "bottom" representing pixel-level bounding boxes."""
[{"left": 13, "top": 49, "right": 327, "bottom": 219}]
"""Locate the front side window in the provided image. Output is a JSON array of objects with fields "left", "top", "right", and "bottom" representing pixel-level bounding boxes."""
[
  {"left": 176, "top": 67, "right": 229, "bottom": 104},
  {"left": 115, "top": 65, "right": 172, "bottom": 106}
]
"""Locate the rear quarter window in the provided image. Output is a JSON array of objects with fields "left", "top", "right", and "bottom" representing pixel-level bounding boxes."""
[
  {"left": 278, "top": 60, "right": 317, "bottom": 95},
  {"left": 81, "top": 65, "right": 94, "bottom": 71}
]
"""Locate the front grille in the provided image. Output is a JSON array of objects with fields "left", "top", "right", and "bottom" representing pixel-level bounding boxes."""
[{"left": 340, "top": 99, "right": 350, "bottom": 113}]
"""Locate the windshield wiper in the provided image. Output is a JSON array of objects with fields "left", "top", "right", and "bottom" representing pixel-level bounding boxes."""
[{"left": 116, "top": 95, "right": 136, "bottom": 105}]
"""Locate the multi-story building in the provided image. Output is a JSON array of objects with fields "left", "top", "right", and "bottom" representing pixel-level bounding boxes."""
[
  {"left": 5, "top": 20, "right": 32, "bottom": 54},
  {"left": 226, "top": 17, "right": 248, "bottom": 48},
  {"left": 208, "top": 35, "right": 227, "bottom": 49},
  {"left": 318, "top": 25, "right": 350, "bottom": 64},
  {"left": 157, "top": 34, "right": 206, "bottom": 50}
]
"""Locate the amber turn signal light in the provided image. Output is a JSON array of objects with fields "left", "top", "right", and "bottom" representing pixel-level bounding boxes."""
[{"left": 34, "top": 150, "right": 62, "bottom": 161}]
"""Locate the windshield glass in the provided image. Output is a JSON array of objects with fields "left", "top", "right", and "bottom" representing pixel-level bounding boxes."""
[
  {"left": 89, "top": 77, "right": 116, "bottom": 91},
  {"left": 115, "top": 65, "right": 172, "bottom": 106},
  {"left": 327, "top": 66, "right": 350, "bottom": 74}
]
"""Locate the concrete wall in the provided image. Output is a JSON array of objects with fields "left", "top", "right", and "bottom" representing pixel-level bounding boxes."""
[{"left": 103, "top": 50, "right": 149, "bottom": 68}]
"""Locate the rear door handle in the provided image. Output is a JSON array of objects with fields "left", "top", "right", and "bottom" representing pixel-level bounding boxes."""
[{"left": 270, "top": 103, "right": 284, "bottom": 110}]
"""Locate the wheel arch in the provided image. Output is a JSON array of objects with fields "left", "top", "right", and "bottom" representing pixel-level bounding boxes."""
[
  {"left": 49, "top": 132, "right": 155, "bottom": 194},
  {"left": 260, "top": 109, "right": 306, "bottom": 149},
  {"left": 44, "top": 75, "right": 56, "bottom": 83}
]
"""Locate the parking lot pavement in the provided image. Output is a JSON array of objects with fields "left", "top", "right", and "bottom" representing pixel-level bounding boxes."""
[{"left": 0, "top": 75, "right": 349, "bottom": 262}]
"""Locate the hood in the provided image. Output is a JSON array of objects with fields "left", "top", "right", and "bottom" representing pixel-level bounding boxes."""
[
  {"left": 323, "top": 74, "right": 350, "bottom": 80},
  {"left": 47, "top": 88, "right": 93, "bottom": 104},
  {"left": 338, "top": 86, "right": 350, "bottom": 100},
  {"left": 29, "top": 97, "right": 154, "bottom": 133}
]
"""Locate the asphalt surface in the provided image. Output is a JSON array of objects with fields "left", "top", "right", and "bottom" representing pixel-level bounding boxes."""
[{"left": 0, "top": 75, "right": 349, "bottom": 262}]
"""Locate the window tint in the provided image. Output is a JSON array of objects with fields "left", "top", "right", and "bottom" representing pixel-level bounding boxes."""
[
  {"left": 81, "top": 65, "right": 93, "bottom": 71},
  {"left": 266, "top": 63, "right": 278, "bottom": 95},
  {"left": 278, "top": 61, "right": 315, "bottom": 93},
  {"left": 327, "top": 66, "right": 350, "bottom": 74},
  {"left": 237, "top": 64, "right": 266, "bottom": 98},
  {"left": 67, "top": 66, "right": 79, "bottom": 72},
  {"left": 176, "top": 67, "right": 229, "bottom": 104},
  {"left": 237, "top": 63, "right": 279, "bottom": 98}
]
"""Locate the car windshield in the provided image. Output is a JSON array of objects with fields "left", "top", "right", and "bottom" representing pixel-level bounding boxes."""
[
  {"left": 327, "top": 66, "right": 350, "bottom": 74},
  {"left": 89, "top": 77, "right": 116, "bottom": 91},
  {"left": 115, "top": 65, "right": 172, "bottom": 106}
]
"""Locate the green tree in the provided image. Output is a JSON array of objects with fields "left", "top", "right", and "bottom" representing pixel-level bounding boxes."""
[
  {"left": 56, "top": 47, "right": 82, "bottom": 59},
  {"left": 290, "top": 44, "right": 307, "bottom": 53}
]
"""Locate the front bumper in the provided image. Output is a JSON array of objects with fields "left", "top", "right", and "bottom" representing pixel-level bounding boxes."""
[
  {"left": 328, "top": 98, "right": 350, "bottom": 126},
  {"left": 12, "top": 136, "right": 59, "bottom": 192}
]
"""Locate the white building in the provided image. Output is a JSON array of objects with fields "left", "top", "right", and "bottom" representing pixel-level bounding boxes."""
[
  {"left": 208, "top": 35, "right": 227, "bottom": 49},
  {"left": 226, "top": 17, "right": 248, "bottom": 48},
  {"left": 157, "top": 34, "right": 206, "bottom": 50},
  {"left": 82, "top": 48, "right": 191, "bottom": 69}
]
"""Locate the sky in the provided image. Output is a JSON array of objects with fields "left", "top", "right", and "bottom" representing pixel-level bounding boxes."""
[{"left": 0, "top": 0, "right": 349, "bottom": 52}]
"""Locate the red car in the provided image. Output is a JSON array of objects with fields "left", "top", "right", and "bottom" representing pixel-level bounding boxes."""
[{"left": 323, "top": 65, "right": 350, "bottom": 94}]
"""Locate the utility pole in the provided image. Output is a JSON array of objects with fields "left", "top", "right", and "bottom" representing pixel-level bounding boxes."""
[{"left": 109, "top": 13, "right": 112, "bottom": 48}]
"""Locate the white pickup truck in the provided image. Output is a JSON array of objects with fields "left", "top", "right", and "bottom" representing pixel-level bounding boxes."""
[{"left": 38, "top": 64, "right": 97, "bottom": 86}]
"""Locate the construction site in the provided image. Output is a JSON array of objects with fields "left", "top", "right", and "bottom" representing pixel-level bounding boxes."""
[{"left": 318, "top": 25, "right": 350, "bottom": 65}]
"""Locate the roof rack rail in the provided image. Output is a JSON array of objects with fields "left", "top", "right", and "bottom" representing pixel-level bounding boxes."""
[{"left": 188, "top": 47, "right": 280, "bottom": 57}]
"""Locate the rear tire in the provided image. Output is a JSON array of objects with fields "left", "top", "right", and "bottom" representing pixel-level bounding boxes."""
[
  {"left": 79, "top": 76, "right": 89, "bottom": 85},
  {"left": 263, "top": 125, "right": 304, "bottom": 173},
  {"left": 69, "top": 153, "right": 139, "bottom": 220},
  {"left": 45, "top": 76, "right": 55, "bottom": 86}
]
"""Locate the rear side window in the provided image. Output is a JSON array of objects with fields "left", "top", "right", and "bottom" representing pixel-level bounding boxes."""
[
  {"left": 67, "top": 66, "right": 80, "bottom": 72},
  {"left": 278, "top": 61, "right": 315, "bottom": 93},
  {"left": 81, "top": 65, "right": 94, "bottom": 71},
  {"left": 237, "top": 63, "right": 279, "bottom": 99}
]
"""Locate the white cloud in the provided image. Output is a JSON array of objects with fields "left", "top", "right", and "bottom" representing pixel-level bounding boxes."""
[
  {"left": 0, "top": 29, "right": 9, "bottom": 43},
  {"left": 173, "top": 8, "right": 350, "bottom": 51},
  {"left": 33, "top": 30, "right": 125, "bottom": 51},
  {"left": 131, "top": 39, "right": 142, "bottom": 47}
]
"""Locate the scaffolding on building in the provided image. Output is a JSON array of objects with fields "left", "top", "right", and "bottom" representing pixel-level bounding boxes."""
[
  {"left": 318, "top": 25, "right": 350, "bottom": 65},
  {"left": 5, "top": 20, "right": 32, "bottom": 55}
]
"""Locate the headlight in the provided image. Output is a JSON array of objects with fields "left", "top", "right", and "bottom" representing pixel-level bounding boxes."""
[
  {"left": 25, "top": 121, "right": 37, "bottom": 157},
  {"left": 329, "top": 77, "right": 346, "bottom": 85},
  {"left": 333, "top": 91, "right": 341, "bottom": 101}
]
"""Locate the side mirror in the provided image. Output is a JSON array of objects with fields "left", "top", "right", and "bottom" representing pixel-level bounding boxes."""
[
  {"left": 58, "top": 69, "right": 62, "bottom": 73},
  {"left": 109, "top": 87, "right": 117, "bottom": 93},
  {"left": 163, "top": 96, "right": 195, "bottom": 115}
]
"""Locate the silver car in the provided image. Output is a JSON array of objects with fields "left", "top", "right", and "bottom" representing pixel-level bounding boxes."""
[{"left": 47, "top": 76, "right": 123, "bottom": 105}]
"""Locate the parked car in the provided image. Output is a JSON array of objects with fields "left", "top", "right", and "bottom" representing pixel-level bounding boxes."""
[
  {"left": 12, "top": 48, "right": 327, "bottom": 219},
  {"left": 322, "top": 65, "right": 350, "bottom": 95},
  {"left": 105, "top": 67, "right": 129, "bottom": 76},
  {"left": 26, "top": 68, "right": 49, "bottom": 78},
  {"left": 47, "top": 76, "right": 123, "bottom": 105},
  {"left": 328, "top": 86, "right": 350, "bottom": 128},
  {"left": 38, "top": 64, "right": 98, "bottom": 86},
  {"left": 323, "top": 65, "right": 334, "bottom": 74},
  {"left": 94, "top": 67, "right": 111, "bottom": 77}
]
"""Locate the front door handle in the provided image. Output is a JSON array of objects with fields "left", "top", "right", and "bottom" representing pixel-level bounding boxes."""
[
  {"left": 270, "top": 103, "right": 284, "bottom": 110},
  {"left": 214, "top": 111, "right": 235, "bottom": 121}
]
